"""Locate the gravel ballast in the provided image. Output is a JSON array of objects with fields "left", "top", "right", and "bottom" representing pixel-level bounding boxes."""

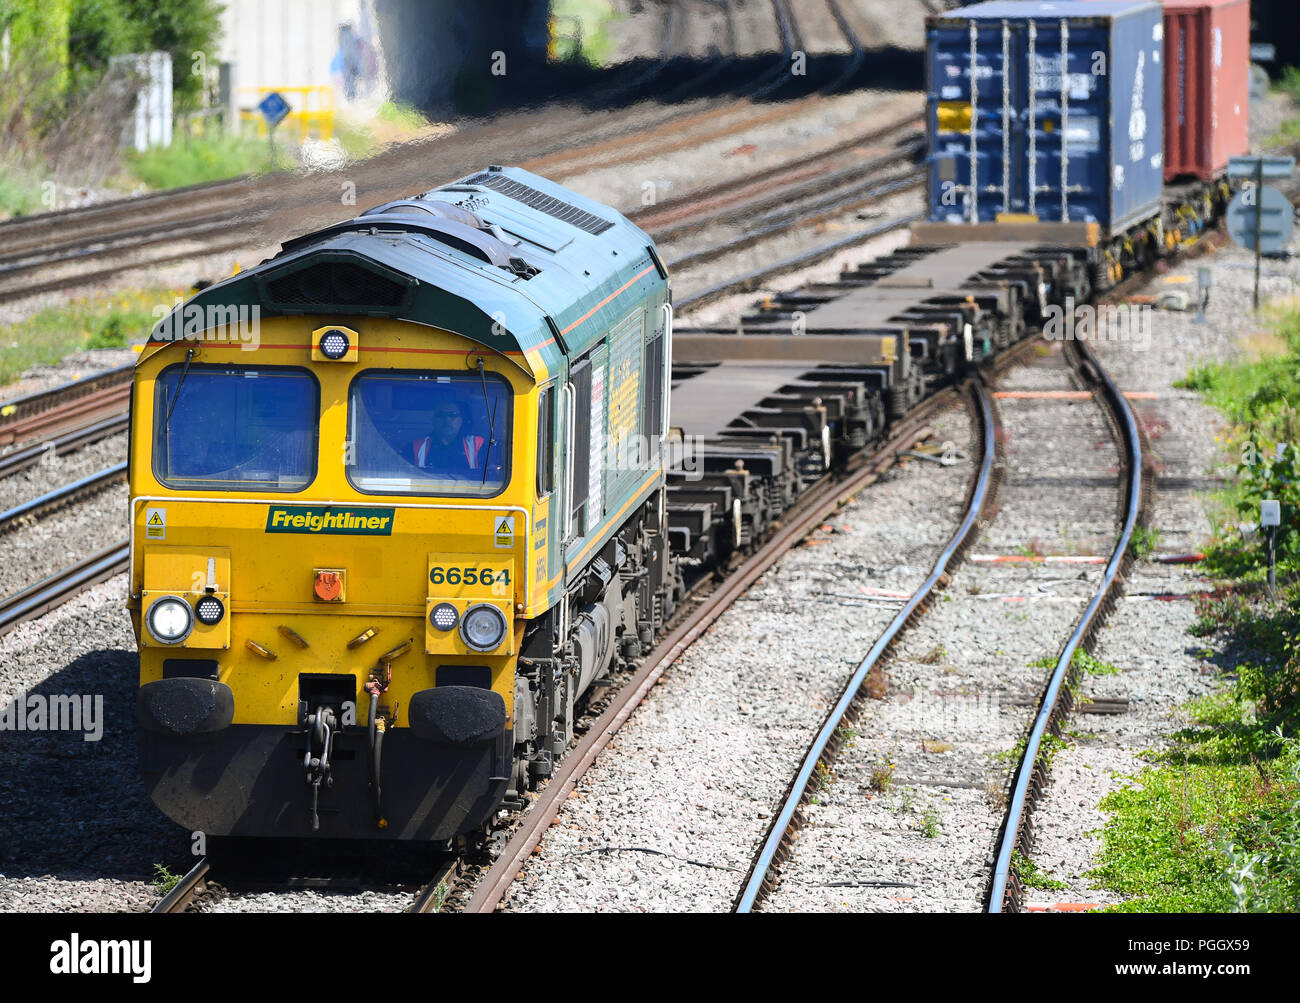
[
  {"left": 0, "top": 575, "right": 185, "bottom": 912},
  {"left": 761, "top": 346, "right": 1123, "bottom": 912},
  {"left": 501, "top": 402, "right": 976, "bottom": 912}
]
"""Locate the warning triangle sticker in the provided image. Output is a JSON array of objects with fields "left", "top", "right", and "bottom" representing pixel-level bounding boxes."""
[
  {"left": 148, "top": 513, "right": 164, "bottom": 526},
  {"left": 496, "top": 518, "right": 511, "bottom": 534}
]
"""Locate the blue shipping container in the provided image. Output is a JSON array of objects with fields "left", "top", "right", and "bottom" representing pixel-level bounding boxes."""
[{"left": 926, "top": 0, "right": 1164, "bottom": 235}]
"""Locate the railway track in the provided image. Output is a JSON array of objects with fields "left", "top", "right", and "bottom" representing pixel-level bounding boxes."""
[
  {"left": 735, "top": 376, "right": 997, "bottom": 912},
  {"left": 0, "top": 414, "right": 128, "bottom": 480},
  {"left": 731, "top": 338, "right": 1147, "bottom": 913},
  {"left": 0, "top": 462, "right": 127, "bottom": 535},
  {"left": 0, "top": 541, "right": 129, "bottom": 638},
  {"left": 987, "top": 337, "right": 1147, "bottom": 914},
  {"left": 153, "top": 850, "right": 460, "bottom": 914},
  {"left": 0, "top": 365, "right": 132, "bottom": 447}
]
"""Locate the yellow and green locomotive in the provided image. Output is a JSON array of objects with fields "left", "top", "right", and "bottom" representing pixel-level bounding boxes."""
[{"left": 129, "top": 166, "right": 676, "bottom": 840}]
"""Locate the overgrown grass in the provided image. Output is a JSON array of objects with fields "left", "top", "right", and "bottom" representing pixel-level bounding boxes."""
[
  {"left": 1177, "top": 306, "right": 1300, "bottom": 579},
  {"left": 1089, "top": 378, "right": 1300, "bottom": 911},
  {"left": 1091, "top": 723, "right": 1300, "bottom": 912},
  {"left": 1028, "top": 650, "right": 1120, "bottom": 676},
  {"left": 1092, "top": 292, "right": 1300, "bottom": 912},
  {"left": 1127, "top": 524, "right": 1162, "bottom": 561},
  {"left": 0, "top": 163, "right": 43, "bottom": 218},
  {"left": 1271, "top": 117, "right": 1300, "bottom": 149},
  {"left": 0, "top": 286, "right": 182, "bottom": 386},
  {"left": 1270, "top": 67, "right": 1300, "bottom": 148},
  {"left": 1277, "top": 66, "right": 1300, "bottom": 103},
  {"left": 335, "top": 102, "right": 438, "bottom": 160},
  {"left": 124, "top": 132, "right": 278, "bottom": 190}
]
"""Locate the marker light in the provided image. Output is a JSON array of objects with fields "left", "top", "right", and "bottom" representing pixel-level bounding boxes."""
[
  {"left": 195, "top": 595, "right": 225, "bottom": 625},
  {"left": 319, "top": 329, "right": 350, "bottom": 359},
  {"left": 146, "top": 596, "right": 194, "bottom": 644},
  {"left": 459, "top": 603, "right": 507, "bottom": 652},
  {"left": 429, "top": 603, "right": 459, "bottom": 632}
]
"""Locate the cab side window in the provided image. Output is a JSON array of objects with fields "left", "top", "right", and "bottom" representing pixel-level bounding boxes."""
[{"left": 537, "top": 384, "right": 555, "bottom": 497}]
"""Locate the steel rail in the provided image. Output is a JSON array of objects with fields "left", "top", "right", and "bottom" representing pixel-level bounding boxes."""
[
  {"left": 0, "top": 384, "right": 130, "bottom": 448},
  {"left": 627, "top": 111, "right": 923, "bottom": 234},
  {"left": 750, "top": 0, "right": 802, "bottom": 100},
  {"left": 735, "top": 378, "right": 997, "bottom": 912},
  {"left": 821, "top": 0, "right": 867, "bottom": 94},
  {"left": 408, "top": 857, "right": 462, "bottom": 913},
  {"left": 0, "top": 365, "right": 133, "bottom": 430},
  {"left": 0, "top": 237, "right": 255, "bottom": 306},
  {"left": 986, "top": 338, "right": 1145, "bottom": 913},
  {"left": 0, "top": 215, "right": 266, "bottom": 280},
  {"left": 0, "top": 176, "right": 254, "bottom": 237},
  {"left": 0, "top": 414, "right": 128, "bottom": 480},
  {"left": 0, "top": 462, "right": 128, "bottom": 534},
  {"left": 0, "top": 541, "right": 130, "bottom": 636},
  {"left": 664, "top": 172, "right": 921, "bottom": 273},
  {"left": 151, "top": 857, "right": 211, "bottom": 914}
]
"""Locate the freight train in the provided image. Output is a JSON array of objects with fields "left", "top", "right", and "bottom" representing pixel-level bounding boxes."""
[{"left": 128, "top": 0, "right": 1252, "bottom": 843}]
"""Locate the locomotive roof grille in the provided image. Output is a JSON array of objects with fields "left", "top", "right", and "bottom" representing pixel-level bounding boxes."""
[
  {"left": 462, "top": 172, "right": 615, "bottom": 236},
  {"left": 263, "top": 260, "right": 410, "bottom": 312}
]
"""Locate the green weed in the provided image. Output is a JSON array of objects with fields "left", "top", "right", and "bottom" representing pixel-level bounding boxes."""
[
  {"left": 152, "top": 863, "right": 181, "bottom": 895},
  {"left": 1012, "top": 850, "right": 1068, "bottom": 891}
]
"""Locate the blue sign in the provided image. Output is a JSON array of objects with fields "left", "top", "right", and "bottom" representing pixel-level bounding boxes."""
[
  {"left": 1228, "top": 156, "right": 1295, "bottom": 180},
  {"left": 257, "top": 92, "right": 290, "bottom": 129},
  {"left": 1226, "top": 185, "right": 1294, "bottom": 256}
]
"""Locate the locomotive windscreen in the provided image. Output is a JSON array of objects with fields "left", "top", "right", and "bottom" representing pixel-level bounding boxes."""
[
  {"left": 152, "top": 365, "right": 319, "bottom": 491},
  {"left": 346, "top": 370, "right": 511, "bottom": 497}
]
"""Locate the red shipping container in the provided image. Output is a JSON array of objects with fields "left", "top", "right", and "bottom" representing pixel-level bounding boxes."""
[{"left": 1161, "top": 0, "right": 1251, "bottom": 180}]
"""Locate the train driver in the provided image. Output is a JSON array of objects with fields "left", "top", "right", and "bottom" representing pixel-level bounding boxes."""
[{"left": 411, "top": 397, "right": 487, "bottom": 478}]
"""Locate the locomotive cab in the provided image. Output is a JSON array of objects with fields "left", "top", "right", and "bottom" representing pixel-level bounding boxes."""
[
  {"left": 132, "top": 319, "right": 542, "bottom": 839},
  {"left": 128, "top": 165, "right": 673, "bottom": 842}
]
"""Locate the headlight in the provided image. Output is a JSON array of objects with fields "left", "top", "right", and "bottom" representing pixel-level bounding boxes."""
[
  {"left": 459, "top": 603, "right": 506, "bottom": 651},
  {"left": 146, "top": 596, "right": 194, "bottom": 644},
  {"left": 194, "top": 595, "right": 225, "bottom": 625},
  {"left": 429, "top": 602, "right": 459, "bottom": 632},
  {"left": 319, "top": 328, "right": 350, "bottom": 359}
]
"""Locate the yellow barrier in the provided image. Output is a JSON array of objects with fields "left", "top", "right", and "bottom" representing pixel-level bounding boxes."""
[{"left": 238, "top": 86, "right": 335, "bottom": 142}]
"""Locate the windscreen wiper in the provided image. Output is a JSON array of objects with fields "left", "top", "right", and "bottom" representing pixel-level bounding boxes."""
[{"left": 163, "top": 349, "right": 196, "bottom": 437}]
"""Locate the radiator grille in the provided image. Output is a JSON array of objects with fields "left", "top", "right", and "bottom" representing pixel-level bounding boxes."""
[{"left": 464, "top": 172, "right": 614, "bottom": 236}]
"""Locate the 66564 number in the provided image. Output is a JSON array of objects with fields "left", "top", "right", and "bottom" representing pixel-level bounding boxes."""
[{"left": 429, "top": 566, "right": 510, "bottom": 586}]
